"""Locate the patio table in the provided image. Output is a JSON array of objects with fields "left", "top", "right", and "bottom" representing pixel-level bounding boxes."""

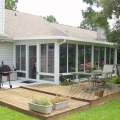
[{"left": 71, "top": 71, "right": 103, "bottom": 91}]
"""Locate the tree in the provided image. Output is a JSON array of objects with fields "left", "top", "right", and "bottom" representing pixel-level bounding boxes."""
[
  {"left": 5, "top": 0, "right": 18, "bottom": 10},
  {"left": 43, "top": 15, "right": 58, "bottom": 23},
  {"left": 79, "top": 7, "right": 109, "bottom": 31},
  {"left": 82, "top": 0, "right": 120, "bottom": 63},
  {"left": 79, "top": 7, "right": 99, "bottom": 31}
]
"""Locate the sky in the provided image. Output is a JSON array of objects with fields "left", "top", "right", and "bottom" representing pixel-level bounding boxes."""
[{"left": 17, "top": 0, "right": 89, "bottom": 27}]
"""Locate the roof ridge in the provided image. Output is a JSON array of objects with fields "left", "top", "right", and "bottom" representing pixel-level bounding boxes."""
[
  {"left": 54, "top": 23, "right": 97, "bottom": 32},
  {"left": 51, "top": 23, "right": 71, "bottom": 37}
]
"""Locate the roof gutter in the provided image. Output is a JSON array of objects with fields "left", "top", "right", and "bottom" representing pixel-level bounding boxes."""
[{"left": 13, "top": 36, "right": 118, "bottom": 47}]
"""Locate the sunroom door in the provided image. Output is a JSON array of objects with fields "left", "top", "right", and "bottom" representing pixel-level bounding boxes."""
[{"left": 29, "top": 45, "right": 37, "bottom": 79}]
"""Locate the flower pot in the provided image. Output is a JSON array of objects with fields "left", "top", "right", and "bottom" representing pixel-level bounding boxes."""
[
  {"left": 52, "top": 100, "right": 69, "bottom": 110},
  {"left": 28, "top": 101, "right": 52, "bottom": 114},
  {"left": 86, "top": 70, "right": 90, "bottom": 73}
]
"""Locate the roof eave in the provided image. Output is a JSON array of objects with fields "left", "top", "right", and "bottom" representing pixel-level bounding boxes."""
[{"left": 13, "top": 36, "right": 118, "bottom": 46}]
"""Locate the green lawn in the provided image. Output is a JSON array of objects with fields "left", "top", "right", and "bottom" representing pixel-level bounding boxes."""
[
  {"left": 0, "top": 98, "right": 120, "bottom": 120},
  {"left": 0, "top": 106, "right": 39, "bottom": 120},
  {"left": 59, "top": 98, "right": 120, "bottom": 120}
]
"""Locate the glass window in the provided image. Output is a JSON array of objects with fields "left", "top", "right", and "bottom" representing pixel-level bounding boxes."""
[
  {"left": 41, "top": 44, "right": 54, "bottom": 73},
  {"left": 29, "top": 46, "right": 36, "bottom": 79},
  {"left": 16, "top": 46, "right": 20, "bottom": 70},
  {"left": 17, "top": 72, "right": 26, "bottom": 77},
  {"left": 16, "top": 45, "right": 26, "bottom": 70},
  {"left": 85, "top": 46, "right": 91, "bottom": 63},
  {"left": 21, "top": 45, "right": 26, "bottom": 70},
  {"left": 60, "top": 44, "right": 67, "bottom": 73},
  {"left": 48, "top": 44, "right": 54, "bottom": 73},
  {"left": 40, "top": 75, "right": 54, "bottom": 81},
  {"left": 106, "top": 47, "right": 110, "bottom": 64},
  {"left": 78, "top": 45, "right": 84, "bottom": 71},
  {"left": 111, "top": 48, "right": 115, "bottom": 64},
  {"left": 99, "top": 47, "right": 105, "bottom": 66},
  {"left": 41, "top": 44, "right": 47, "bottom": 72},
  {"left": 94, "top": 46, "right": 99, "bottom": 65},
  {"left": 68, "top": 44, "right": 76, "bottom": 72}
]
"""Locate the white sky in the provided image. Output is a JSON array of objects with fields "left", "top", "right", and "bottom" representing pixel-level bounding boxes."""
[{"left": 17, "top": 0, "right": 88, "bottom": 27}]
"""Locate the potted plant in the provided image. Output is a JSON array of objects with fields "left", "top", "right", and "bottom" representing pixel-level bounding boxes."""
[
  {"left": 28, "top": 96, "right": 53, "bottom": 114},
  {"left": 50, "top": 95, "right": 71, "bottom": 110}
]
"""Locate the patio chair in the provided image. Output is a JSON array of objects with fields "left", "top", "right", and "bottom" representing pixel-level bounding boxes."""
[
  {"left": 93, "top": 64, "right": 113, "bottom": 88},
  {"left": 60, "top": 74, "right": 80, "bottom": 91},
  {"left": 116, "top": 64, "right": 120, "bottom": 87},
  {"left": 60, "top": 74, "right": 71, "bottom": 83}
]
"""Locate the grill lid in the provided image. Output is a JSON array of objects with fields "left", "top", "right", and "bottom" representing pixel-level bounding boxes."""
[{"left": 0, "top": 65, "right": 11, "bottom": 73}]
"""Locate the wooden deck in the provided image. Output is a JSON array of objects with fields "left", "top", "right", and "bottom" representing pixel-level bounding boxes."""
[
  {"left": 21, "top": 82, "right": 120, "bottom": 105},
  {"left": 0, "top": 82, "right": 120, "bottom": 120}
]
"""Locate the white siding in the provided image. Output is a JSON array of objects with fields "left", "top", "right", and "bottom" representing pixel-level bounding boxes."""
[
  {"left": 0, "top": 0, "right": 4, "bottom": 34},
  {"left": 0, "top": 42, "right": 14, "bottom": 68}
]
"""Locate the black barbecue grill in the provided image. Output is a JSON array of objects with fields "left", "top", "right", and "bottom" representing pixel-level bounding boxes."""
[{"left": 0, "top": 65, "right": 12, "bottom": 89}]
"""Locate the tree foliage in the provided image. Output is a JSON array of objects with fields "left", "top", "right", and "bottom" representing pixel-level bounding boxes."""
[
  {"left": 80, "top": 7, "right": 99, "bottom": 31},
  {"left": 43, "top": 15, "right": 58, "bottom": 23},
  {"left": 79, "top": 7, "right": 109, "bottom": 31},
  {"left": 5, "top": 0, "right": 18, "bottom": 10},
  {"left": 82, "top": 0, "right": 120, "bottom": 42},
  {"left": 82, "top": 0, "right": 120, "bottom": 63}
]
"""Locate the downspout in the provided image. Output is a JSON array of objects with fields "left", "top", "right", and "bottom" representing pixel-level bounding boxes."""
[{"left": 58, "top": 39, "right": 66, "bottom": 45}]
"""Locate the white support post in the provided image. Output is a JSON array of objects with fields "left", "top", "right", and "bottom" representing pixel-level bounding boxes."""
[
  {"left": 76, "top": 44, "right": 78, "bottom": 80},
  {"left": 115, "top": 48, "right": 117, "bottom": 75},
  {"left": 91, "top": 45, "right": 94, "bottom": 67},
  {"left": 104, "top": 47, "right": 106, "bottom": 64},
  {"left": 67, "top": 44, "right": 68, "bottom": 73},
  {"left": 54, "top": 42, "right": 60, "bottom": 85},
  {"left": 36, "top": 44, "right": 40, "bottom": 81},
  {"left": 98, "top": 47, "right": 100, "bottom": 67},
  {"left": 13, "top": 44, "right": 16, "bottom": 68},
  {"left": 84, "top": 46, "right": 85, "bottom": 72},
  {"left": 26, "top": 45, "right": 29, "bottom": 80}
]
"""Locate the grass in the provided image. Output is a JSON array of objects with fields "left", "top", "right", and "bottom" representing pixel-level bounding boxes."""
[
  {"left": 0, "top": 98, "right": 120, "bottom": 120},
  {"left": 59, "top": 98, "right": 120, "bottom": 120},
  {"left": 0, "top": 106, "right": 39, "bottom": 120}
]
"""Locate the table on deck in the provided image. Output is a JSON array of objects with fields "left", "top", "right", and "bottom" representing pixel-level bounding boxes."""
[{"left": 71, "top": 71, "right": 103, "bottom": 90}]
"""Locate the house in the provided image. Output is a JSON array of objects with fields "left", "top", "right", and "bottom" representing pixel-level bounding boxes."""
[{"left": 0, "top": 0, "right": 118, "bottom": 85}]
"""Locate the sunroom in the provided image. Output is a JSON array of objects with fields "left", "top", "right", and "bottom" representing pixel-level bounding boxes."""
[{"left": 14, "top": 37, "right": 117, "bottom": 85}]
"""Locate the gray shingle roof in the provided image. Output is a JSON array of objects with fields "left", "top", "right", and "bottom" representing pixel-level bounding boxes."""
[
  {"left": 5, "top": 9, "right": 103, "bottom": 41},
  {"left": 5, "top": 9, "right": 68, "bottom": 37}
]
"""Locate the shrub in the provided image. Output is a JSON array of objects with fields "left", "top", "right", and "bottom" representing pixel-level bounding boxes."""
[
  {"left": 32, "top": 96, "right": 52, "bottom": 106},
  {"left": 61, "top": 80, "right": 78, "bottom": 86},
  {"left": 50, "top": 95, "right": 71, "bottom": 104},
  {"left": 110, "top": 76, "right": 120, "bottom": 84}
]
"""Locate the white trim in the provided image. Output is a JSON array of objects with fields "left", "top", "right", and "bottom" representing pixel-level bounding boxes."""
[
  {"left": 104, "top": 47, "right": 106, "bottom": 64},
  {"left": 91, "top": 45, "right": 94, "bottom": 67},
  {"left": 76, "top": 44, "right": 78, "bottom": 79},
  {"left": 13, "top": 36, "right": 117, "bottom": 47},
  {"left": 13, "top": 44, "right": 16, "bottom": 68},
  {"left": 54, "top": 42, "right": 59, "bottom": 85},
  {"left": 115, "top": 48, "right": 117, "bottom": 75},
  {"left": 20, "top": 46, "right": 21, "bottom": 70},
  {"left": 84, "top": 45, "right": 85, "bottom": 72},
  {"left": 26, "top": 44, "right": 28, "bottom": 80},
  {"left": 36, "top": 44, "right": 40, "bottom": 81},
  {"left": 46, "top": 44, "right": 48, "bottom": 73},
  {"left": 39, "top": 72, "right": 54, "bottom": 76},
  {"left": 67, "top": 44, "right": 68, "bottom": 73},
  {"left": 16, "top": 70, "right": 26, "bottom": 73}
]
